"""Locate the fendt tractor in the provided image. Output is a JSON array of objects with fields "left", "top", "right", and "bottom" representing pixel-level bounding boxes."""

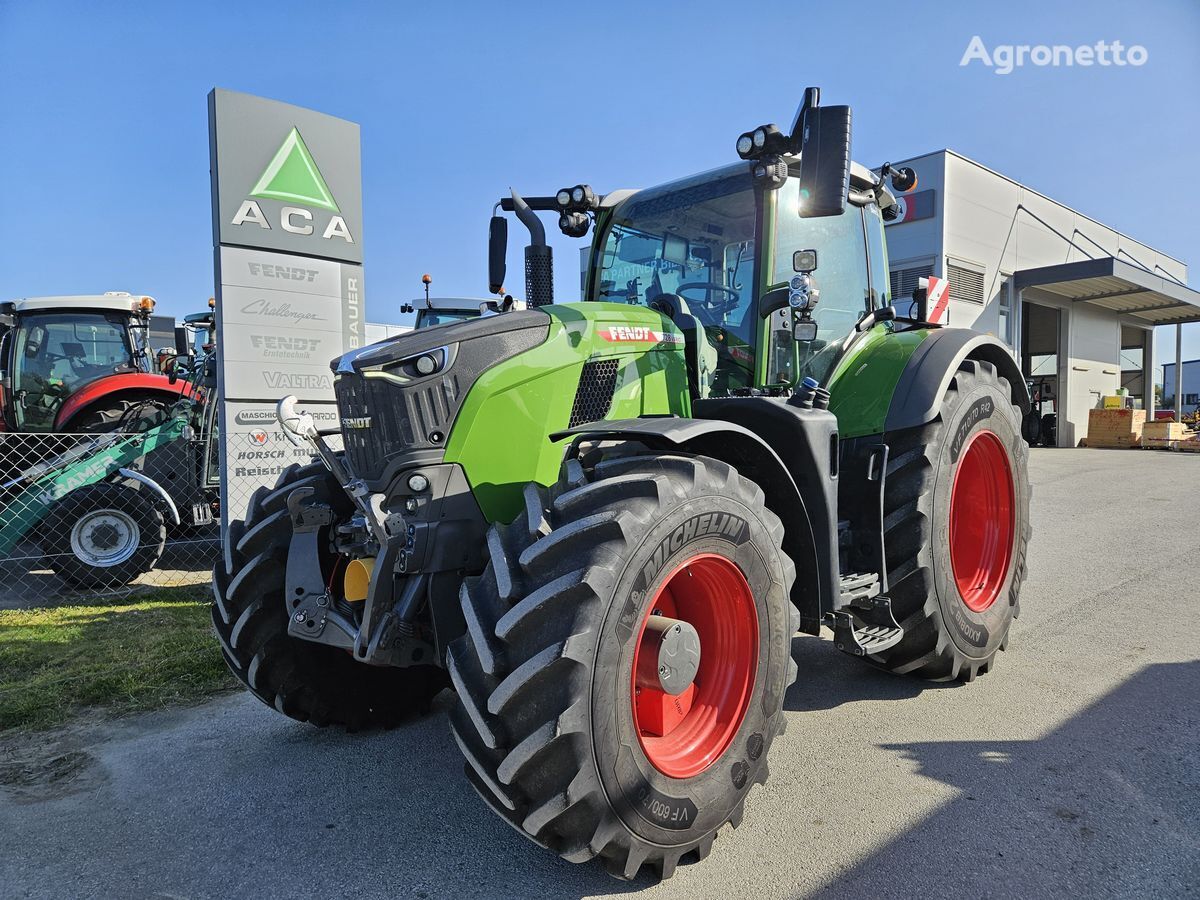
[{"left": 213, "top": 89, "right": 1031, "bottom": 880}]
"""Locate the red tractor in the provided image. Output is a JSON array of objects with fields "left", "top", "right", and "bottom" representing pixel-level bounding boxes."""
[{"left": 0, "top": 292, "right": 195, "bottom": 433}]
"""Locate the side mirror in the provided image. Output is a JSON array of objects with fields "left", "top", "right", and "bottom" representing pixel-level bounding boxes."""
[
  {"left": 795, "top": 104, "right": 852, "bottom": 218},
  {"left": 173, "top": 326, "right": 190, "bottom": 357},
  {"left": 488, "top": 216, "right": 508, "bottom": 295}
]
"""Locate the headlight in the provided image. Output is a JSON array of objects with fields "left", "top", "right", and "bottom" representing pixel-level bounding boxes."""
[
  {"left": 753, "top": 127, "right": 767, "bottom": 149},
  {"left": 790, "top": 275, "right": 806, "bottom": 291},
  {"left": 736, "top": 134, "right": 754, "bottom": 158},
  {"left": 788, "top": 289, "right": 809, "bottom": 310},
  {"left": 556, "top": 189, "right": 571, "bottom": 207},
  {"left": 571, "top": 186, "right": 585, "bottom": 203}
]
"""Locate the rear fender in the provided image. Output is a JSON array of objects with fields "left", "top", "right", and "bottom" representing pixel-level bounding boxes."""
[
  {"left": 885, "top": 329, "right": 1029, "bottom": 433},
  {"left": 55, "top": 374, "right": 194, "bottom": 430},
  {"left": 555, "top": 414, "right": 834, "bottom": 634}
]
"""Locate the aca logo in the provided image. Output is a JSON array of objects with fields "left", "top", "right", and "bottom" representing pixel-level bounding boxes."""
[{"left": 231, "top": 127, "right": 354, "bottom": 244}]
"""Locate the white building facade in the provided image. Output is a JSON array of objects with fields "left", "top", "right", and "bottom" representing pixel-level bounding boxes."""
[{"left": 884, "top": 150, "right": 1200, "bottom": 446}]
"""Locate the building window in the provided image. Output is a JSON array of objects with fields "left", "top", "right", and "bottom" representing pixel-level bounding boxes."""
[{"left": 947, "top": 261, "right": 986, "bottom": 304}]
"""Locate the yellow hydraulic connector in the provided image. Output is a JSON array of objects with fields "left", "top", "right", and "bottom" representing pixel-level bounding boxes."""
[{"left": 344, "top": 557, "right": 376, "bottom": 603}]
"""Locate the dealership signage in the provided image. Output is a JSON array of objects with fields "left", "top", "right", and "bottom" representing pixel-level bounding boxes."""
[{"left": 208, "top": 89, "right": 363, "bottom": 527}]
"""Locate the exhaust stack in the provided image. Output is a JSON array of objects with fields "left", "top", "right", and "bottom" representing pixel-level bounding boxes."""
[{"left": 510, "top": 189, "right": 554, "bottom": 307}]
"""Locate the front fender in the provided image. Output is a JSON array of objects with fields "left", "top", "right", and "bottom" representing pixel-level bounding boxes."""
[{"left": 555, "top": 414, "right": 832, "bottom": 634}]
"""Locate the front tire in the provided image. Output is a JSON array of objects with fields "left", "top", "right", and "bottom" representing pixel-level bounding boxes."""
[
  {"left": 212, "top": 460, "right": 447, "bottom": 729},
  {"left": 449, "top": 452, "right": 799, "bottom": 880},
  {"left": 42, "top": 481, "right": 166, "bottom": 587},
  {"left": 872, "top": 358, "right": 1031, "bottom": 682}
]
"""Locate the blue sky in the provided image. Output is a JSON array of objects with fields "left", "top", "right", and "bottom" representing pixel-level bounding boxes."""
[{"left": 1, "top": 0, "right": 1197, "bottom": 367}]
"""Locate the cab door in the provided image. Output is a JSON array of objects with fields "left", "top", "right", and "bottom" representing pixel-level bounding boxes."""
[{"left": 0, "top": 323, "right": 12, "bottom": 430}]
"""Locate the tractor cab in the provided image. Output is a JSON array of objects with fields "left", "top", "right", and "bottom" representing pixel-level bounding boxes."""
[
  {"left": 486, "top": 88, "right": 916, "bottom": 408},
  {"left": 583, "top": 160, "right": 895, "bottom": 398},
  {"left": 0, "top": 294, "right": 186, "bottom": 434}
]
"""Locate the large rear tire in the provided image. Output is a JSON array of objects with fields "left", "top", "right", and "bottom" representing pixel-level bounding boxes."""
[
  {"left": 211, "top": 460, "right": 447, "bottom": 729},
  {"left": 70, "top": 393, "right": 171, "bottom": 433},
  {"left": 872, "top": 358, "right": 1031, "bottom": 682},
  {"left": 448, "top": 452, "right": 799, "bottom": 880}
]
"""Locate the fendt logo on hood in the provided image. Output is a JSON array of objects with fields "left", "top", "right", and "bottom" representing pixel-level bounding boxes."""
[{"left": 230, "top": 127, "right": 354, "bottom": 244}]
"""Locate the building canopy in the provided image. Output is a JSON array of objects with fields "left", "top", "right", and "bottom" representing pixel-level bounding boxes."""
[{"left": 1013, "top": 258, "right": 1200, "bottom": 326}]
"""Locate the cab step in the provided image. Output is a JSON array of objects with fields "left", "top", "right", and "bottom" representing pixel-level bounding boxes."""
[
  {"left": 829, "top": 573, "right": 903, "bottom": 656},
  {"left": 838, "top": 571, "right": 881, "bottom": 605}
]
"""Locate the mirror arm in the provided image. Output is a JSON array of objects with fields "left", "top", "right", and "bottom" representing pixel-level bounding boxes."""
[
  {"left": 854, "top": 305, "right": 897, "bottom": 333},
  {"left": 758, "top": 286, "right": 790, "bottom": 318}
]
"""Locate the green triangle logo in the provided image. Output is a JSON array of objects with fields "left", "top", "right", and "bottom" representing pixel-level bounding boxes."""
[{"left": 249, "top": 127, "right": 339, "bottom": 212}]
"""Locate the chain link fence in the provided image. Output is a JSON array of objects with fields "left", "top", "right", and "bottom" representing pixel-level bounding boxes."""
[{"left": 0, "top": 426, "right": 295, "bottom": 608}]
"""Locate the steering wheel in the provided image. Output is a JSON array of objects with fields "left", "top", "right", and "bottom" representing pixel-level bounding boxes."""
[
  {"left": 23, "top": 371, "right": 69, "bottom": 397},
  {"left": 676, "top": 282, "right": 741, "bottom": 316}
]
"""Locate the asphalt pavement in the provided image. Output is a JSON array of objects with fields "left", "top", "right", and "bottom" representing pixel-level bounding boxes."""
[{"left": 2, "top": 448, "right": 1198, "bottom": 899}]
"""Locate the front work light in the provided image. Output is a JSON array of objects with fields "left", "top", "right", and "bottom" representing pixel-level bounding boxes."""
[
  {"left": 559, "top": 211, "right": 590, "bottom": 238},
  {"left": 555, "top": 185, "right": 597, "bottom": 211},
  {"left": 736, "top": 132, "right": 755, "bottom": 159},
  {"left": 752, "top": 155, "right": 788, "bottom": 190}
]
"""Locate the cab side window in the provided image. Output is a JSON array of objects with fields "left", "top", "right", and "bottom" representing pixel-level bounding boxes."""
[
  {"left": 863, "top": 204, "right": 890, "bottom": 308},
  {"left": 772, "top": 178, "right": 871, "bottom": 334}
]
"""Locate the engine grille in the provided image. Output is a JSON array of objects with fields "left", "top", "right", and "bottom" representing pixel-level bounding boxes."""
[
  {"left": 335, "top": 373, "right": 460, "bottom": 480},
  {"left": 569, "top": 359, "right": 619, "bottom": 428}
]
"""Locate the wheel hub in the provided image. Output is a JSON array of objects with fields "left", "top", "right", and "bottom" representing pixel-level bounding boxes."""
[
  {"left": 90, "top": 522, "right": 121, "bottom": 551},
  {"left": 70, "top": 510, "right": 140, "bottom": 567},
  {"left": 631, "top": 553, "right": 758, "bottom": 779},
  {"left": 635, "top": 615, "right": 701, "bottom": 696}
]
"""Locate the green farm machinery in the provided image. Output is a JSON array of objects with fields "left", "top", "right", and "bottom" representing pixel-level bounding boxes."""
[{"left": 213, "top": 88, "right": 1030, "bottom": 879}]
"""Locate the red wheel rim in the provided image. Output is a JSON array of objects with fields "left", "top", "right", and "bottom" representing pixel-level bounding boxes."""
[
  {"left": 949, "top": 430, "right": 1016, "bottom": 612},
  {"left": 631, "top": 553, "right": 758, "bottom": 779}
]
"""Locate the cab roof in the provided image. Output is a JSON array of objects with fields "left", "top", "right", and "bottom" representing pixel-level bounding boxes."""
[
  {"left": 413, "top": 296, "right": 490, "bottom": 310},
  {"left": 4, "top": 292, "right": 154, "bottom": 315}
]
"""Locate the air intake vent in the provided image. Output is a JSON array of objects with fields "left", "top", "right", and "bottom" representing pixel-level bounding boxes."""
[
  {"left": 569, "top": 359, "right": 619, "bottom": 427},
  {"left": 947, "top": 263, "right": 986, "bottom": 304},
  {"left": 889, "top": 265, "right": 934, "bottom": 301}
]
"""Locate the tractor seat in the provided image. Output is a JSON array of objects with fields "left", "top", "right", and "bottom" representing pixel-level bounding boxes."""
[{"left": 649, "top": 293, "right": 720, "bottom": 399}]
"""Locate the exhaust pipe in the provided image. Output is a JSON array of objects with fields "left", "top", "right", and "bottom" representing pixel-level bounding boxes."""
[{"left": 510, "top": 189, "right": 554, "bottom": 307}]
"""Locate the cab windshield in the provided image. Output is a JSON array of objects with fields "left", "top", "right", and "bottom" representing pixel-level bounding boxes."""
[
  {"left": 12, "top": 311, "right": 137, "bottom": 430},
  {"left": 415, "top": 309, "right": 478, "bottom": 329},
  {"left": 591, "top": 166, "right": 758, "bottom": 393}
]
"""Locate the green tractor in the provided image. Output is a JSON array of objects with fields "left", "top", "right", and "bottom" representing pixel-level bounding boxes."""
[{"left": 213, "top": 89, "right": 1030, "bottom": 880}]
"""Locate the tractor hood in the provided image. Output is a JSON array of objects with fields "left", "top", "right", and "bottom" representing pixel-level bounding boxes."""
[{"left": 331, "top": 310, "right": 551, "bottom": 487}]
